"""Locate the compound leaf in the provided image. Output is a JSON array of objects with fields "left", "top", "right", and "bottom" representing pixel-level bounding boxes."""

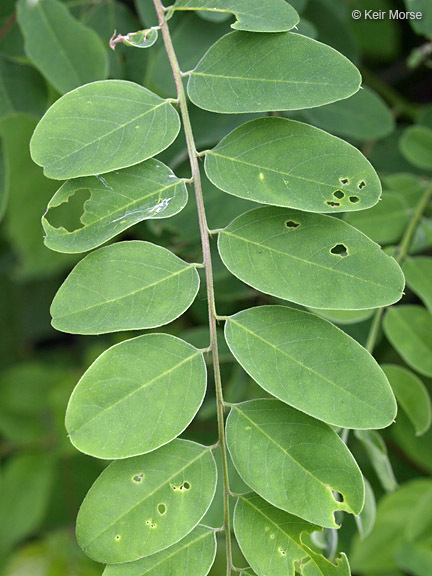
[
  {"left": 205, "top": 118, "right": 381, "bottom": 213},
  {"left": 224, "top": 305, "right": 396, "bottom": 429},
  {"left": 103, "top": 525, "right": 217, "bottom": 576},
  {"left": 299, "top": 87, "right": 394, "bottom": 141},
  {"left": 30, "top": 80, "right": 180, "bottom": 180},
  {"left": 172, "top": 0, "right": 299, "bottom": 33},
  {"left": 234, "top": 493, "right": 350, "bottom": 576},
  {"left": 383, "top": 306, "right": 432, "bottom": 377},
  {"left": 51, "top": 241, "right": 200, "bottom": 334},
  {"left": 403, "top": 257, "right": 432, "bottom": 313},
  {"left": 399, "top": 126, "right": 432, "bottom": 171},
  {"left": 76, "top": 439, "right": 217, "bottom": 564},
  {"left": 226, "top": 399, "right": 364, "bottom": 528},
  {"left": 66, "top": 334, "right": 207, "bottom": 459},
  {"left": 218, "top": 206, "right": 404, "bottom": 310},
  {"left": 16, "top": 0, "right": 108, "bottom": 95},
  {"left": 383, "top": 364, "right": 431, "bottom": 436},
  {"left": 188, "top": 32, "right": 361, "bottom": 113},
  {"left": 43, "top": 160, "right": 188, "bottom": 254}
]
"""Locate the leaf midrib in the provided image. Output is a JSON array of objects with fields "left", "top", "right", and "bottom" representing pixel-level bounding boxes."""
[
  {"left": 53, "top": 263, "right": 196, "bottom": 321},
  {"left": 192, "top": 72, "right": 334, "bottom": 86},
  {"left": 221, "top": 229, "right": 393, "bottom": 291}
]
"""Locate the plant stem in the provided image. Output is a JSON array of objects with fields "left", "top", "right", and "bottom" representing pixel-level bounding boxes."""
[
  {"left": 366, "top": 183, "right": 432, "bottom": 354},
  {"left": 152, "top": 2, "right": 232, "bottom": 573}
]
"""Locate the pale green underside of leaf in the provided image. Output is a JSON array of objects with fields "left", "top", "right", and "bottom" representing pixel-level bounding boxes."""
[
  {"left": 384, "top": 305, "right": 432, "bottom": 377},
  {"left": 354, "top": 430, "right": 398, "bottom": 493},
  {"left": 218, "top": 206, "right": 404, "bottom": 310},
  {"left": 309, "top": 308, "right": 374, "bottom": 325},
  {"left": 172, "top": 0, "right": 299, "bottom": 32},
  {"left": 50, "top": 241, "right": 200, "bottom": 334},
  {"left": 205, "top": 118, "right": 380, "bottom": 213},
  {"left": 0, "top": 55, "right": 48, "bottom": 120},
  {"left": 298, "top": 87, "right": 395, "bottom": 141},
  {"left": 30, "top": 80, "right": 180, "bottom": 180},
  {"left": 66, "top": 334, "right": 207, "bottom": 459},
  {"left": 225, "top": 306, "right": 396, "bottom": 429},
  {"left": 383, "top": 364, "right": 432, "bottom": 436},
  {"left": 344, "top": 191, "right": 409, "bottom": 246},
  {"left": 355, "top": 478, "right": 376, "bottom": 540},
  {"left": 399, "top": 126, "right": 432, "bottom": 171},
  {"left": 43, "top": 159, "right": 188, "bottom": 254},
  {"left": 103, "top": 525, "right": 217, "bottom": 576},
  {"left": 234, "top": 493, "right": 350, "bottom": 576},
  {"left": 226, "top": 399, "right": 364, "bottom": 528},
  {"left": 188, "top": 31, "right": 361, "bottom": 113},
  {"left": 403, "top": 257, "right": 432, "bottom": 313},
  {"left": 76, "top": 439, "right": 217, "bottom": 564},
  {"left": 16, "top": 0, "right": 108, "bottom": 95}
]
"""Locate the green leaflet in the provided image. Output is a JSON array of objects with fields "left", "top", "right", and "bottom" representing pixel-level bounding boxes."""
[
  {"left": 76, "top": 440, "right": 217, "bottom": 564},
  {"left": 43, "top": 160, "right": 188, "bottom": 254},
  {"left": 66, "top": 334, "right": 207, "bottom": 459},
  {"left": 350, "top": 479, "right": 432, "bottom": 575},
  {"left": 218, "top": 206, "right": 404, "bottom": 310},
  {"left": 403, "top": 257, "right": 432, "bottom": 313},
  {"left": 399, "top": 126, "right": 432, "bottom": 171},
  {"left": 103, "top": 525, "right": 217, "bottom": 576},
  {"left": 0, "top": 56, "right": 47, "bottom": 120},
  {"left": 383, "top": 305, "right": 432, "bottom": 377},
  {"left": 187, "top": 32, "right": 361, "bottom": 113},
  {"left": 205, "top": 118, "right": 381, "bottom": 213},
  {"left": 383, "top": 364, "right": 431, "bottom": 436},
  {"left": 234, "top": 493, "right": 350, "bottom": 576},
  {"left": 224, "top": 306, "right": 396, "bottom": 429},
  {"left": 355, "top": 478, "right": 376, "bottom": 540},
  {"left": 16, "top": 0, "right": 108, "bottom": 95},
  {"left": 403, "top": 0, "right": 432, "bottom": 37},
  {"left": 172, "top": 0, "right": 299, "bottom": 32},
  {"left": 30, "top": 80, "right": 180, "bottom": 180},
  {"left": 0, "top": 454, "right": 54, "bottom": 554},
  {"left": 310, "top": 308, "right": 374, "bottom": 325},
  {"left": 344, "top": 191, "right": 409, "bottom": 246},
  {"left": 226, "top": 399, "right": 364, "bottom": 528},
  {"left": 354, "top": 430, "right": 397, "bottom": 493},
  {"left": 298, "top": 87, "right": 394, "bottom": 141},
  {"left": 50, "top": 241, "right": 200, "bottom": 334}
]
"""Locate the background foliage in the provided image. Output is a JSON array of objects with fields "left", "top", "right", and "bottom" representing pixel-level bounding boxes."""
[{"left": 0, "top": 0, "right": 432, "bottom": 575}]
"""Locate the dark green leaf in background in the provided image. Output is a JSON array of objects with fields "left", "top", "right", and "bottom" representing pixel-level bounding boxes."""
[
  {"left": 218, "top": 206, "right": 405, "bottom": 310},
  {"left": 30, "top": 80, "right": 181, "bottom": 179},
  {"left": 17, "top": 0, "right": 108, "bottom": 94},
  {"left": 399, "top": 126, "right": 432, "bottom": 171},
  {"left": 384, "top": 306, "right": 432, "bottom": 377},
  {"left": 188, "top": 32, "right": 361, "bottom": 113},
  {"left": 0, "top": 56, "right": 48, "bottom": 120},
  {"left": 205, "top": 118, "right": 381, "bottom": 213},
  {"left": 403, "top": 257, "right": 432, "bottom": 313},
  {"left": 298, "top": 87, "right": 394, "bottom": 141},
  {"left": 383, "top": 364, "right": 431, "bottom": 436}
]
